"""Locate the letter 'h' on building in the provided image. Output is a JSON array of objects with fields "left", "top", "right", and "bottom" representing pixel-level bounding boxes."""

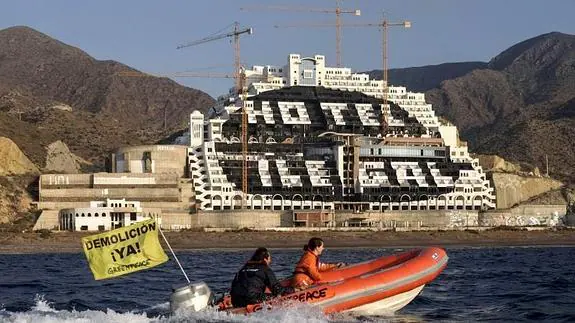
[{"left": 82, "top": 219, "right": 168, "bottom": 280}]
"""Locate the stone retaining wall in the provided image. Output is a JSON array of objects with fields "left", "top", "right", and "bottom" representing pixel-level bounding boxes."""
[
  {"left": 37, "top": 205, "right": 569, "bottom": 231},
  {"left": 481, "top": 205, "right": 567, "bottom": 227}
]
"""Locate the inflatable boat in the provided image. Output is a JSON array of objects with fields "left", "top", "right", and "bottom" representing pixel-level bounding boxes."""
[{"left": 170, "top": 247, "right": 448, "bottom": 316}]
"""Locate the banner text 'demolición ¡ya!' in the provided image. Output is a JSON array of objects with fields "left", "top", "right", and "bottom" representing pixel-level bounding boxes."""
[{"left": 82, "top": 219, "right": 168, "bottom": 280}]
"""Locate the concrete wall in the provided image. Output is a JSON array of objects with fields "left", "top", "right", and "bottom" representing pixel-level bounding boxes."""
[
  {"left": 158, "top": 205, "right": 566, "bottom": 230},
  {"left": 38, "top": 173, "right": 185, "bottom": 207},
  {"left": 196, "top": 211, "right": 291, "bottom": 228},
  {"left": 161, "top": 212, "right": 194, "bottom": 229},
  {"left": 39, "top": 188, "right": 181, "bottom": 202},
  {"left": 480, "top": 205, "right": 567, "bottom": 227},
  {"left": 113, "top": 145, "right": 188, "bottom": 177},
  {"left": 51, "top": 206, "right": 569, "bottom": 231},
  {"left": 33, "top": 210, "right": 59, "bottom": 230},
  {"left": 39, "top": 204, "right": 571, "bottom": 231},
  {"left": 157, "top": 210, "right": 481, "bottom": 230},
  {"left": 40, "top": 173, "right": 179, "bottom": 188},
  {"left": 333, "top": 210, "right": 480, "bottom": 229}
]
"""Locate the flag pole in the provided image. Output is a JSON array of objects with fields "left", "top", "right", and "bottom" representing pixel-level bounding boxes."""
[{"left": 154, "top": 216, "right": 191, "bottom": 284}]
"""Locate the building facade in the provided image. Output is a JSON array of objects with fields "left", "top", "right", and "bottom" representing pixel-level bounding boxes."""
[
  {"left": 58, "top": 198, "right": 161, "bottom": 231},
  {"left": 188, "top": 54, "right": 496, "bottom": 212}
]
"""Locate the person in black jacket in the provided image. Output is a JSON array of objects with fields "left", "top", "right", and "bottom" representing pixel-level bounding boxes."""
[{"left": 230, "top": 247, "right": 292, "bottom": 307}]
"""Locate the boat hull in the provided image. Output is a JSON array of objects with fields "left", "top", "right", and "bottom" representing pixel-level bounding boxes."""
[
  {"left": 217, "top": 247, "right": 447, "bottom": 315},
  {"left": 343, "top": 285, "right": 425, "bottom": 315}
]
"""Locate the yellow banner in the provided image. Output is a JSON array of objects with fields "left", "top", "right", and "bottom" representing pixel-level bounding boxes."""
[{"left": 82, "top": 219, "right": 168, "bottom": 280}]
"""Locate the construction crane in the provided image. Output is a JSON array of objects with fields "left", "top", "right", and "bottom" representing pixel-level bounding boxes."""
[
  {"left": 176, "top": 22, "right": 252, "bottom": 94},
  {"left": 117, "top": 69, "right": 251, "bottom": 208},
  {"left": 274, "top": 15, "right": 411, "bottom": 136},
  {"left": 177, "top": 24, "right": 252, "bottom": 205},
  {"left": 240, "top": 1, "right": 360, "bottom": 67}
]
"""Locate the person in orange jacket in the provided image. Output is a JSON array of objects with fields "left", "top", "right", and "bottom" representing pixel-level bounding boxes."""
[{"left": 291, "top": 237, "right": 345, "bottom": 290}]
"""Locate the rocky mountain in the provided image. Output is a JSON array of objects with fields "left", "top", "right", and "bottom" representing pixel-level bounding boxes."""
[
  {"left": 44, "top": 140, "right": 92, "bottom": 174},
  {"left": 369, "top": 61, "right": 488, "bottom": 92},
  {"left": 0, "top": 138, "right": 38, "bottom": 225},
  {"left": 0, "top": 137, "right": 39, "bottom": 176},
  {"left": 370, "top": 32, "right": 575, "bottom": 183},
  {"left": 0, "top": 26, "right": 215, "bottom": 168}
]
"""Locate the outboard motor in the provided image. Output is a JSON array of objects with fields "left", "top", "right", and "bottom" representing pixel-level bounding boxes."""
[{"left": 170, "top": 281, "right": 213, "bottom": 313}]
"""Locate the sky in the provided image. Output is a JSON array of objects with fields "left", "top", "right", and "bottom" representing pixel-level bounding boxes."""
[{"left": 0, "top": 0, "right": 573, "bottom": 98}]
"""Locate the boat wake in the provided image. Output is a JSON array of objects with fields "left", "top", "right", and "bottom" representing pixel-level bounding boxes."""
[{"left": 0, "top": 295, "right": 339, "bottom": 323}]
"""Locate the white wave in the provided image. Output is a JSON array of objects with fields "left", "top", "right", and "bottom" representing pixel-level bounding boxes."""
[
  {"left": 31, "top": 295, "right": 58, "bottom": 313},
  {"left": 166, "top": 301, "right": 330, "bottom": 323},
  {"left": 0, "top": 298, "right": 334, "bottom": 323}
]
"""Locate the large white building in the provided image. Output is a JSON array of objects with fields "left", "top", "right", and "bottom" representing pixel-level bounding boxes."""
[{"left": 187, "top": 53, "right": 495, "bottom": 212}]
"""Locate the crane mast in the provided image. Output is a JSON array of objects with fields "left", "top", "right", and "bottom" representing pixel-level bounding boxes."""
[
  {"left": 273, "top": 16, "right": 410, "bottom": 136},
  {"left": 177, "top": 23, "right": 253, "bottom": 208},
  {"left": 177, "top": 22, "right": 252, "bottom": 94},
  {"left": 241, "top": 1, "right": 359, "bottom": 67},
  {"left": 380, "top": 17, "right": 411, "bottom": 137}
]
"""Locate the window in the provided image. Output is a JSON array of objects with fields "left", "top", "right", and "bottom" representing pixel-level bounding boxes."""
[
  {"left": 81, "top": 225, "right": 88, "bottom": 231},
  {"left": 130, "top": 213, "right": 137, "bottom": 221}
]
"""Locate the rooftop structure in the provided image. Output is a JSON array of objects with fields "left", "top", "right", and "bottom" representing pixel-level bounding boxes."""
[{"left": 243, "top": 53, "right": 388, "bottom": 99}]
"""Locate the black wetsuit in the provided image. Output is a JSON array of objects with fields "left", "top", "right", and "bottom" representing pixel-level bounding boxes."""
[{"left": 230, "top": 261, "right": 291, "bottom": 307}]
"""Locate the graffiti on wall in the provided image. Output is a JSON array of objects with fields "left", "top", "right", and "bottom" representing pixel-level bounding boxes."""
[
  {"left": 480, "top": 211, "right": 566, "bottom": 227},
  {"left": 447, "top": 211, "right": 479, "bottom": 228}
]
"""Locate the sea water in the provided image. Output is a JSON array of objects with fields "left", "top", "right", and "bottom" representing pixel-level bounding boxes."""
[{"left": 0, "top": 247, "right": 574, "bottom": 322}]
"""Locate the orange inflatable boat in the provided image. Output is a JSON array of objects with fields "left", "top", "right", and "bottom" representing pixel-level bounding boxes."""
[{"left": 214, "top": 247, "right": 448, "bottom": 315}]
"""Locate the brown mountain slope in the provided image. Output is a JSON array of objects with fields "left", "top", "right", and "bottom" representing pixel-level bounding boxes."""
[
  {"left": 368, "top": 62, "right": 488, "bottom": 92},
  {"left": 374, "top": 32, "right": 575, "bottom": 182},
  {"left": 0, "top": 26, "right": 215, "bottom": 168},
  {"left": 426, "top": 32, "right": 575, "bottom": 181},
  {"left": 425, "top": 69, "right": 524, "bottom": 135},
  {"left": 488, "top": 32, "right": 575, "bottom": 104},
  {"left": 473, "top": 98, "right": 575, "bottom": 182}
]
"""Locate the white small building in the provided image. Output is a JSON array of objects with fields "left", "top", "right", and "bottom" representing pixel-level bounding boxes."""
[{"left": 59, "top": 198, "right": 162, "bottom": 231}]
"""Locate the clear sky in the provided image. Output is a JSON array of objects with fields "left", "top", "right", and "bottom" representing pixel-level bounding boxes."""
[{"left": 1, "top": 0, "right": 573, "bottom": 97}]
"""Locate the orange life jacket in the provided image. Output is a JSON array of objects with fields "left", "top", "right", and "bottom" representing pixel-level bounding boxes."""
[{"left": 291, "top": 250, "right": 337, "bottom": 289}]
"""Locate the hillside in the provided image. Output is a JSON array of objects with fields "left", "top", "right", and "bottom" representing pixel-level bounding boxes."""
[
  {"left": 370, "top": 32, "right": 575, "bottom": 182},
  {"left": 0, "top": 26, "right": 215, "bottom": 168},
  {"left": 369, "top": 61, "right": 488, "bottom": 92}
]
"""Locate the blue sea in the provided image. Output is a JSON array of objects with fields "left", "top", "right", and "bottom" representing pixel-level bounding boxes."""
[{"left": 0, "top": 246, "right": 574, "bottom": 322}]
